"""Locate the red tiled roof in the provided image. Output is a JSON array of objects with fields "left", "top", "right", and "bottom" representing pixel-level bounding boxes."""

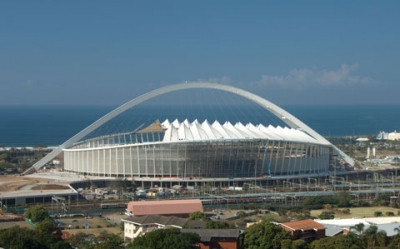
[
  {"left": 281, "top": 219, "right": 326, "bottom": 231},
  {"left": 127, "top": 199, "right": 203, "bottom": 216}
]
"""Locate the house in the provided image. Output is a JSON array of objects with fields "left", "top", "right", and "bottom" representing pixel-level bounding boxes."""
[
  {"left": 122, "top": 214, "right": 205, "bottom": 242},
  {"left": 315, "top": 217, "right": 400, "bottom": 237},
  {"left": 125, "top": 199, "right": 203, "bottom": 217},
  {"left": 280, "top": 219, "right": 326, "bottom": 242},
  {"left": 182, "top": 229, "right": 242, "bottom": 249}
]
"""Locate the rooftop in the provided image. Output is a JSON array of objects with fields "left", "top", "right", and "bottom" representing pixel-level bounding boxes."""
[{"left": 281, "top": 219, "right": 326, "bottom": 231}]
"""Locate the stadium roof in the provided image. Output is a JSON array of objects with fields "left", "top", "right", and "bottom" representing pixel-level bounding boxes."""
[{"left": 161, "top": 119, "right": 324, "bottom": 144}]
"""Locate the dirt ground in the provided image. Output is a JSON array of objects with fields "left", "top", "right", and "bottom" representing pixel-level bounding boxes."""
[
  {"left": 0, "top": 175, "right": 69, "bottom": 192},
  {"left": 311, "top": 207, "right": 400, "bottom": 219}
]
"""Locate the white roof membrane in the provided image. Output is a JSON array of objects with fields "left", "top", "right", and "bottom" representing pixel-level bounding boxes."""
[{"left": 161, "top": 119, "right": 323, "bottom": 144}]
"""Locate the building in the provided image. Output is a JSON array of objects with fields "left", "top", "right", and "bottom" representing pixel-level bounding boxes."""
[
  {"left": 25, "top": 83, "right": 354, "bottom": 183},
  {"left": 122, "top": 215, "right": 206, "bottom": 242},
  {"left": 315, "top": 217, "right": 400, "bottom": 237},
  {"left": 280, "top": 219, "right": 326, "bottom": 242},
  {"left": 125, "top": 199, "right": 203, "bottom": 217},
  {"left": 377, "top": 131, "right": 400, "bottom": 141},
  {"left": 182, "top": 229, "right": 242, "bottom": 249}
]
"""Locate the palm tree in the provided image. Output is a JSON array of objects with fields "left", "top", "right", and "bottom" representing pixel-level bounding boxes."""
[
  {"left": 350, "top": 222, "right": 365, "bottom": 235},
  {"left": 390, "top": 226, "right": 400, "bottom": 249},
  {"left": 394, "top": 225, "right": 400, "bottom": 236},
  {"left": 364, "top": 225, "right": 387, "bottom": 248}
]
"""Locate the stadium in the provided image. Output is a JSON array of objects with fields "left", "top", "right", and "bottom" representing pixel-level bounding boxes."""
[{"left": 25, "top": 82, "right": 354, "bottom": 184}]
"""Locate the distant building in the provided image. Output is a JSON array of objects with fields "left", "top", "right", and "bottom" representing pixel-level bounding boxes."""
[
  {"left": 280, "top": 219, "right": 326, "bottom": 243},
  {"left": 377, "top": 131, "right": 400, "bottom": 141},
  {"left": 125, "top": 199, "right": 203, "bottom": 217},
  {"left": 182, "top": 229, "right": 242, "bottom": 249}
]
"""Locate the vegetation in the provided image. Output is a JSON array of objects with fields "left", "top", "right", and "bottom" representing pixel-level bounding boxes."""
[
  {"left": 188, "top": 211, "right": 207, "bottom": 221},
  {"left": 318, "top": 211, "right": 335, "bottom": 219},
  {"left": 126, "top": 228, "right": 200, "bottom": 249},
  {"left": 24, "top": 205, "right": 51, "bottom": 223},
  {"left": 0, "top": 225, "right": 72, "bottom": 249},
  {"left": 206, "top": 220, "right": 235, "bottom": 229},
  {"left": 243, "top": 220, "right": 291, "bottom": 249},
  {"left": 0, "top": 147, "right": 53, "bottom": 172}
]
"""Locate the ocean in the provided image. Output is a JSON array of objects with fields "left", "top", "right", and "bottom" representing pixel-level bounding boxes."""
[{"left": 0, "top": 104, "right": 399, "bottom": 147}]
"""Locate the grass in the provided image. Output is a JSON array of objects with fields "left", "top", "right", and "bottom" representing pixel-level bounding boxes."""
[{"left": 311, "top": 207, "right": 400, "bottom": 219}]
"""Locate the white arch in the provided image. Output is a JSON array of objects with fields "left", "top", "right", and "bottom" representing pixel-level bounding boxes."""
[{"left": 24, "top": 82, "right": 353, "bottom": 174}]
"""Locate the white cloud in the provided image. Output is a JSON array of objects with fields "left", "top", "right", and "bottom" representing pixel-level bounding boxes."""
[
  {"left": 195, "top": 76, "right": 231, "bottom": 85},
  {"left": 257, "top": 64, "right": 373, "bottom": 88}
]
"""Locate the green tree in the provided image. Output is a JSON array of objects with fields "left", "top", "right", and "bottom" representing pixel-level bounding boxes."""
[
  {"left": 87, "top": 234, "right": 124, "bottom": 249},
  {"left": 127, "top": 228, "right": 200, "bottom": 249},
  {"left": 243, "top": 221, "right": 291, "bottom": 249},
  {"left": 236, "top": 210, "right": 246, "bottom": 218},
  {"left": 35, "top": 218, "right": 57, "bottom": 235},
  {"left": 349, "top": 223, "right": 365, "bottom": 235},
  {"left": 0, "top": 153, "right": 10, "bottom": 162},
  {"left": 24, "top": 205, "right": 50, "bottom": 223},
  {"left": 188, "top": 211, "right": 207, "bottom": 221},
  {"left": 68, "top": 232, "right": 94, "bottom": 249},
  {"left": 206, "top": 220, "right": 235, "bottom": 229},
  {"left": 318, "top": 211, "right": 335, "bottom": 219},
  {"left": 280, "top": 239, "right": 292, "bottom": 249},
  {"left": 373, "top": 193, "right": 390, "bottom": 206},
  {"left": 389, "top": 228, "right": 400, "bottom": 249},
  {"left": 334, "top": 192, "right": 352, "bottom": 207},
  {"left": 0, "top": 225, "right": 72, "bottom": 249},
  {"left": 363, "top": 225, "right": 387, "bottom": 248},
  {"left": 292, "top": 239, "right": 308, "bottom": 249},
  {"left": 310, "top": 233, "right": 363, "bottom": 249}
]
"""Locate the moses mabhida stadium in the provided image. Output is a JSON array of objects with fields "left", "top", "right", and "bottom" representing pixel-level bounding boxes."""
[{"left": 24, "top": 82, "right": 354, "bottom": 186}]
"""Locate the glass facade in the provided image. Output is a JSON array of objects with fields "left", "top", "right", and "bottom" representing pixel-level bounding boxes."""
[{"left": 64, "top": 139, "right": 330, "bottom": 178}]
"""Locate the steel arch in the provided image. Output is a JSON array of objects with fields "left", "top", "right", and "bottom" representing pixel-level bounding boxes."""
[{"left": 24, "top": 82, "right": 353, "bottom": 174}]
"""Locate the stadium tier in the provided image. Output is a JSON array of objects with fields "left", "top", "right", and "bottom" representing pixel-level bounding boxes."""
[{"left": 63, "top": 119, "right": 330, "bottom": 177}]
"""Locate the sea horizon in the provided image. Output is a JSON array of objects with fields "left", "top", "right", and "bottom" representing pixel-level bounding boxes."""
[{"left": 0, "top": 104, "right": 399, "bottom": 147}]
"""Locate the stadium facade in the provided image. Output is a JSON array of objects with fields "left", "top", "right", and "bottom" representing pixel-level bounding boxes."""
[
  {"left": 63, "top": 119, "right": 331, "bottom": 178},
  {"left": 25, "top": 82, "right": 354, "bottom": 181}
]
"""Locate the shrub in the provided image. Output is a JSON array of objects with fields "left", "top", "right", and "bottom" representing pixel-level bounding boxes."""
[
  {"left": 386, "top": 211, "right": 394, "bottom": 216},
  {"left": 374, "top": 211, "right": 383, "bottom": 217},
  {"left": 341, "top": 208, "right": 351, "bottom": 214},
  {"left": 319, "top": 211, "right": 335, "bottom": 219}
]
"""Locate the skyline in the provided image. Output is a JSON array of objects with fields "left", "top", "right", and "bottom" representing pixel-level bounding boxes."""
[{"left": 1, "top": 1, "right": 399, "bottom": 106}]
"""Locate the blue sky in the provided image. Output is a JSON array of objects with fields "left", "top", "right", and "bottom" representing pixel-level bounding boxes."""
[{"left": 1, "top": 1, "right": 399, "bottom": 105}]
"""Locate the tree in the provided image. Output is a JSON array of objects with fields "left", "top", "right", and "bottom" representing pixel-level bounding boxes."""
[
  {"left": 0, "top": 225, "right": 72, "bottom": 249},
  {"left": 318, "top": 211, "right": 335, "bottom": 219},
  {"left": 206, "top": 220, "right": 235, "bottom": 229},
  {"left": 87, "top": 234, "right": 125, "bottom": 249},
  {"left": 349, "top": 223, "right": 365, "bottom": 236},
  {"left": 127, "top": 228, "right": 200, "bottom": 249},
  {"left": 243, "top": 221, "right": 291, "bottom": 249},
  {"left": 24, "top": 205, "right": 50, "bottom": 223},
  {"left": 363, "top": 225, "right": 387, "bottom": 248},
  {"left": 373, "top": 193, "right": 390, "bottom": 206},
  {"left": 35, "top": 218, "right": 58, "bottom": 236},
  {"left": 68, "top": 232, "right": 95, "bottom": 249},
  {"left": 291, "top": 239, "right": 308, "bottom": 249},
  {"left": 334, "top": 192, "right": 352, "bottom": 207},
  {"left": 310, "top": 233, "right": 363, "bottom": 249},
  {"left": 389, "top": 227, "right": 400, "bottom": 249},
  {"left": 188, "top": 211, "right": 207, "bottom": 221}
]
